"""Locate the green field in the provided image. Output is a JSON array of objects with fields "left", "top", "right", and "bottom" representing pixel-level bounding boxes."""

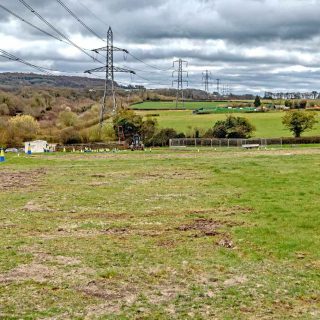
[
  {"left": 0, "top": 149, "right": 319, "bottom": 319},
  {"left": 137, "top": 110, "right": 320, "bottom": 138},
  {"left": 131, "top": 101, "right": 230, "bottom": 110}
]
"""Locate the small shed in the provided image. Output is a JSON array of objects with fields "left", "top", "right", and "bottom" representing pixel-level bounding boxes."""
[{"left": 24, "top": 140, "right": 49, "bottom": 154}]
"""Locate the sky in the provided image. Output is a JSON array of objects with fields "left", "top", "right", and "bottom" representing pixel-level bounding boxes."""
[{"left": 1, "top": 0, "right": 320, "bottom": 94}]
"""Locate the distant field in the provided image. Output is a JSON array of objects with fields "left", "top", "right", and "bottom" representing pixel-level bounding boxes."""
[
  {"left": 1, "top": 148, "right": 319, "bottom": 318},
  {"left": 131, "top": 101, "right": 230, "bottom": 110},
  {"left": 137, "top": 110, "right": 320, "bottom": 138}
]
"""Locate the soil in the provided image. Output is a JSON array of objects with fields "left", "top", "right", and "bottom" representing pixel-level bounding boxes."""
[{"left": 1, "top": 169, "right": 46, "bottom": 190}]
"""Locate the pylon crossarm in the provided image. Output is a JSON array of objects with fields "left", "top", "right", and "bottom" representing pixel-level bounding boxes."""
[
  {"left": 113, "top": 67, "right": 135, "bottom": 74},
  {"left": 84, "top": 66, "right": 106, "bottom": 74}
]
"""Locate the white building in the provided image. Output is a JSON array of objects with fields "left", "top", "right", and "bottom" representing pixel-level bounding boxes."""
[{"left": 24, "top": 140, "right": 51, "bottom": 154}]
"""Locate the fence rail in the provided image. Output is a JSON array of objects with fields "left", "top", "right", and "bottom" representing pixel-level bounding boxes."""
[{"left": 169, "top": 137, "right": 320, "bottom": 148}]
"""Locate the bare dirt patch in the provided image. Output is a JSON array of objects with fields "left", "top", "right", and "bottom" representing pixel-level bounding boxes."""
[
  {"left": 176, "top": 218, "right": 240, "bottom": 238},
  {"left": 223, "top": 275, "right": 248, "bottom": 287},
  {"left": 0, "top": 169, "right": 46, "bottom": 191},
  {"left": 0, "top": 263, "right": 56, "bottom": 284}
]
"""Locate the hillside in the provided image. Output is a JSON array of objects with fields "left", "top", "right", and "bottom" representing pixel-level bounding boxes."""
[{"left": 0, "top": 72, "right": 109, "bottom": 90}]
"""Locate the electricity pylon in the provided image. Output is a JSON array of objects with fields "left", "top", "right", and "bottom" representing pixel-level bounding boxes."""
[
  {"left": 216, "top": 78, "right": 221, "bottom": 95},
  {"left": 202, "top": 70, "right": 212, "bottom": 93},
  {"left": 85, "top": 27, "right": 135, "bottom": 128},
  {"left": 172, "top": 59, "right": 188, "bottom": 108}
]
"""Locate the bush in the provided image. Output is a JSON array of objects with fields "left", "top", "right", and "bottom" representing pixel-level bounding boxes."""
[
  {"left": 150, "top": 128, "right": 185, "bottom": 146},
  {"left": 210, "top": 115, "right": 255, "bottom": 139},
  {"left": 7, "top": 115, "right": 40, "bottom": 146},
  {"left": 58, "top": 110, "right": 78, "bottom": 127},
  {"left": 140, "top": 118, "right": 158, "bottom": 144},
  {"left": 113, "top": 109, "right": 143, "bottom": 142},
  {"left": 0, "top": 103, "right": 9, "bottom": 116},
  {"left": 60, "top": 127, "right": 82, "bottom": 144}
]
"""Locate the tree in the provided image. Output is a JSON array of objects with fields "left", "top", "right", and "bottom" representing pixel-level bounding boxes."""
[
  {"left": 254, "top": 96, "right": 261, "bottom": 108},
  {"left": 151, "top": 128, "right": 184, "bottom": 147},
  {"left": 9, "top": 115, "right": 39, "bottom": 140},
  {"left": 211, "top": 115, "right": 255, "bottom": 139},
  {"left": 285, "top": 100, "right": 293, "bottom": 109},
  {"left": 140, "top": 118, "right": 158, "bottom": 144},
  {"left": 282, "top": 111, "right": 318, "bottom": 137},
  {"left": 113, "top": 109, "right": 143, "bottom": 141}
]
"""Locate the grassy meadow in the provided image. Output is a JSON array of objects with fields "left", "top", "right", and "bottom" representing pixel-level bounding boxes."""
[
  {"left": 0, "top": 148, "right": 319, "bottom": 319},
  {"left": 137, "top": 110, "right": 320, "bottom": 138},
  {"left": 131, "top": 101, "right": 230, "bottom": 110}
]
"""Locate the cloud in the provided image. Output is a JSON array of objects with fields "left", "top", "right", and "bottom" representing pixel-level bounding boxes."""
[{"left": 1, "top": 0, "right": 320, "bottom": 93}]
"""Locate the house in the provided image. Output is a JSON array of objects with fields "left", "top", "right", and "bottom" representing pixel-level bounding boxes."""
[{"left": 24, "top": 140, "right": 50, "bottom": 154}]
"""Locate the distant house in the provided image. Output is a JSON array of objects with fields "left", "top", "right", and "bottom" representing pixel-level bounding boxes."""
[{"left": 24, "top": 140, "right": 55, "bottom": 153}]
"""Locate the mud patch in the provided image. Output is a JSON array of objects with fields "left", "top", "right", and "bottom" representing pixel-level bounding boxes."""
[
  {"left": 1, "top": 169, "right": 46, "bottom": 191},
  {"left": 176, "top": 218, "right": 238, "bottom": 237},
  {"left": 79, "top": 281, "right": 122, "bottom": 300},
  {"left": 0, "top": 263, "right": 56, "bottom": 284},
  {"left": 224, "top": 275, "right": 248, "bottom": 287},
  {"left": 217, "top": 236, "right": 234, "bottom": 249},
  {"left": 91, "top": 174, "right": 106, "bottom": 178}
]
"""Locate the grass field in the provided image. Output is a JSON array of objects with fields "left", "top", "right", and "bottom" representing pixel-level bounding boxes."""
[
  {"left": 0, "top": 149, "right": 319, "bottom": 319},
  {"left": 137, "top": 110, "right": 320, "bottom": 138},
  {"left": 131, "top": 101, "right": 230, "bottom": 110}
]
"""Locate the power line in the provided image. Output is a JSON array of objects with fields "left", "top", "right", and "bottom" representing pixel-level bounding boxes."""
[
  {"left": 76, "top": 0, "right": 109, "bottom": 29},
  {"left": 17, "top": 0, "right": 103, "bottom": 64},
  {"left": 0, "top": 4, "right": 68, "bottom": 44},
  {"left": 134, "top": 73, "right": 169, "bottom": 86},
  {"left": 54, "top": 0, "right": 105, "bottom": 43},
  {"left": 128, "top": 53, "right": 172, "bottom": 72},
  {"left": 0, "top": 49, "right": 54, "bottom": 75}
]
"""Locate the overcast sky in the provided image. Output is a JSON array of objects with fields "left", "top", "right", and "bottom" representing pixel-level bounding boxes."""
[{"left": 1, "top": 0, "right": 320, "bottom": 94}]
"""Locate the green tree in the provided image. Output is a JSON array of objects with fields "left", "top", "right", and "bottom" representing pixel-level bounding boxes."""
[
  {"left": 212, "top": 115, "right": 255, "bottom": 139},
  {"left": 151, "top": 128, "right": 183, "bottom": 147},
  {"left": 254, "top": 96, "right": 261, "bottom": 108},
  {"left": 113, "top": 109, "right": 143, "bottom": 141},
  {"left": 282, "top": 111, "right": 318, "bottom": 137},
  {"left": 140, "top": 118, "right": 158, "bottom": 144},
  {"left": 285, "top": 100, "right": 293, "bottom": 109}
]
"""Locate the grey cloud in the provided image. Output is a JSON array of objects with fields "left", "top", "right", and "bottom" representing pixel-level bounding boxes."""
[{"left": 1, "top": 0, "right": 320, "bottom": 93}]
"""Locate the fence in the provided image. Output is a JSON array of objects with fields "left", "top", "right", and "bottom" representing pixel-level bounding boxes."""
[{"left": 169, "top": 137, "right": 320, "bottom": 148}]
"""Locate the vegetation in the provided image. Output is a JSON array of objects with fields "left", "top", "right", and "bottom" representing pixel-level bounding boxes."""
[
  {"left": 205, "top": 115, "right": 255, "bottom": 139},
  {"left": 254, "top": 95, "right": 261, "bottom": 108},
  {"left": 0, "top": 115, "right": 40, "bottom": 147},
  {"left": 113, "top": 109, "right": 184, "bottom": 146},
  {"left": 138, "top": 110, "right": 320, "bottom": 138},
  {"left": 282, "top": 111, "right": 318, "bottom": 137},
  {"left": 131, "top": 101, "right": 230, "bottom": 110},
  {"left": 0, "top": 148, "right": 319, "bottom": 318}
]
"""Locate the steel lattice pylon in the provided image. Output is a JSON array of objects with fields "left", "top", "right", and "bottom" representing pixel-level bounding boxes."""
[
  {"left": 172, "top": 59, "right": 188, "bottom": 109},
  {"left": 85, "top": 27, "right": 135, "bottom": 129}
]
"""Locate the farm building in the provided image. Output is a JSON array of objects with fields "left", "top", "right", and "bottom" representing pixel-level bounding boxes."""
[{"left": 24, "top": 140, "right": 56, "bottom": 153}]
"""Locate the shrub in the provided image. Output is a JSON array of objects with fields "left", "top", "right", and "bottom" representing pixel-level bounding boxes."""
[
  {"left": 113, "top": 109, "right": 143, "bottom": 141},
  {"left": 60, "top": 127, "right": 82, "bottom": 144},
  {"left": 211, "top": 115, "right": 255, "bottom": 139},
  {"left": 0, "top": 103, "right": 9, "bottom": 116},
  {"left": 58, "top": 110, "right": 78, "bottom": 127},
  {"left": 7, "top": 115, "right": 40, "bottom": 146},
  {"left": 150, "top": 128, "right": 185, "bottom": 146},
  {"left": 140, "top": 118, "right": 158, "bottom": 144}
]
